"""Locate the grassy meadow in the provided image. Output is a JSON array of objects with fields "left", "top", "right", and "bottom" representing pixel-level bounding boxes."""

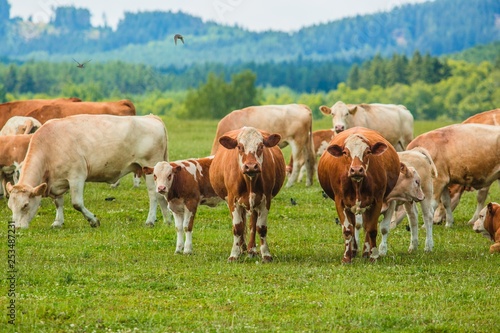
[{"left": 1, "top": 117, "right": 499, "bottom": 332}]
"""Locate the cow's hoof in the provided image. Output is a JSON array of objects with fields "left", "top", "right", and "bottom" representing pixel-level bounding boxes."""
[
  {"left": 89, "top": 219, "right": 100, "bottom": 228},
  {"left": 51, "top": 223, "right": 63, "bottom": 228},
  {"left": 227, "top": 256, "right": 238, "bottom": 263},
  {"left": 248, "top": 249, "right": 258, "bottom": 258},
  {"left": 145, "top": 222, "right": 155, "bottom": 227},
  {"left": 262, "top": 255, "right": 273, "bottom": 263},
  {"left": 174, "top": 249, "right": 183, "bottom": 255},
  {"left": 341, "top": 257, "right": 352, "bottom": 264}
]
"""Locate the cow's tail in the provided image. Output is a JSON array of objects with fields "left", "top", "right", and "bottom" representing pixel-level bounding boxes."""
[{"left": 414, "top": 147, "right": 438, "bottom": 178}]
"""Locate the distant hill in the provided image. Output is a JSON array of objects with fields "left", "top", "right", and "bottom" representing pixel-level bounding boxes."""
[
  {"left": 0, "top": 0, "right": 498, "bottom": 67},
  {"left": 444, "top": 41, "right": 500, "bottom": 64}
]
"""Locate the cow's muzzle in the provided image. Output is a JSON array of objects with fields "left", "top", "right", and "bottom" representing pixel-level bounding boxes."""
[
  {"left": 349, "top": 165, "right": 365, "bottom": 181},
  {"left": 243, "top": 163, "right": 261, "bottom": 177}
]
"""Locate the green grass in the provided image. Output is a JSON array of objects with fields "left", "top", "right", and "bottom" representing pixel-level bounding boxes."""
[{"left": 1, "top": 119, "right": 499, "bottom": 332}]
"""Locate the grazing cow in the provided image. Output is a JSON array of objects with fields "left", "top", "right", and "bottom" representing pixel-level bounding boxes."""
[
  {"left": 209, "top": 127, "right": 286, "bottom": 262},
  {"left": 6, "top": 114, "right": 170, "bottom": 229},
  {"left": 318, "top": 127, "right": 400, "bottom": 263},
  {"left": 434, "top": 108, "right": 500, "bottom": 224},
  {"left": 407, "top": 123, "right": 500, "bottom": 227},
  {"left": 0, "top": 116, "right": 42, "bottom": 136},
  {"left": 319, "top": 101, "right": 414, "bottom": 151},
  {"left": 0, "top": 98, "right": 81, "bottom": 129},
  {"left": 381, "top": 147, "right": 438, "bottom": 254},
  {"left": 26, "top": 99, "right": 136, "bottom": 124},
  {"left": 210, "top": 104, "right": 315, "bottom": 188},
  {"left": 0, "top": 134, "right": 32, "bottom": 197},
  {"left": 286, "top": 129, "right": 336, "bottom": 182},
  {"left": 143, "top": 157, "right": 222, "bottom": 254},
  {"left": 472, "top": 202, "right": 500, "bottom": 253}
]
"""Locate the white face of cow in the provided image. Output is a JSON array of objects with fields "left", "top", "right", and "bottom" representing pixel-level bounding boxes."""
[
  {"left": 219, "top": 127, "right": 281, "bottom": 178},
  {"left": 7, "top": 183, "right": 45, "bottom": 228},
  {"left": 151, "top": 162, "right": 180, "bottom": 195},
  {"left": 388, "top": 164, "right": 425, "bottom": 203},
  {"left": 473, "top": 206, "right": 493, "bottom": 240}
]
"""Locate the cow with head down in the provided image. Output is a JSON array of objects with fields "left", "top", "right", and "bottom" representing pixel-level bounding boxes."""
[
  {"left": 318, "top": 127, "right": 400, "bottom": 263},
  {"left": 319, "top": 101, "right": 414, "bottom": 151},
  {"left": 472, "top": 202, "right": 500, "bottom": 254},
  {"left": 209, "top": 126, "right": 286, "bottom": 263}
]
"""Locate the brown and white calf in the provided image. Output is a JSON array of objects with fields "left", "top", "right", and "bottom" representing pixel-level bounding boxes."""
[
  {"left": 472, "top": 202, "right": 500, "bottom": 253},
  {"left": 407, "top": 123, "right": 500, "bottom": 228},
  {"left": 318, "top": 127, "right": 400, "bottom": 263},
  {"left": 0, "top": 134, "right": 32, "bottom": 197},
  {"left": 6, "top": 114, "right": 170, "bottom": 228},
  {"left": 209, "top": 127, "right": 286, "bottom": 262},
  {"left": 143, "top": 157, "right": 222, "bottom": 254}
]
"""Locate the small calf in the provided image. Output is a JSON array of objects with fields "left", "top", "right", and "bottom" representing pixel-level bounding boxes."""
[
  {"left": 143, "top": 157, "right": 222, "bottom": 254},
  {"left": 473, "top": 202, "right": 500, "bottom": 253}
]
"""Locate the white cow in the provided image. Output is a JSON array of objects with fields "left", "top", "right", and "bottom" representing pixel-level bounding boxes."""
[
  {"left": 319, "top": 101, "right": 414, "bottom": 151},
  {"left": 0, "top": 116, "right": 42, "bottom": 136},
  {"left": 6, "top": 114, "right": 170, "bottom": 229}
]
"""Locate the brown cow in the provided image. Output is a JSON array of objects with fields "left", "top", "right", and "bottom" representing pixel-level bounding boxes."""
[
  {"left": 0, "top": 134, "right": 32, "bottom": 198},
  {"left": 434, "top": 108, "right": 500, "bottom": 224},
  {"left": 209, "top": 127, "right": 286, "bottom": 262},
  {"left": 472, "top": 202, "right": 500, "bottom": 253},
  {"left": 319, "top": 101, "right": 414, "bottom": 151},
  {"left": 210, "top": 104, "right": 315, "bottom": 188},
  {"left": 407, "top": 123, "right": 500, "bottom": 227},
  {"left": 143, "top": 157, "right": 222, "bottom": 254},
  {"left": 318, "top": 127, "right": 400, "bottom": 263},
  {"left": 26, "top": 99, "right": 136, "bottom": 123},
  {"left": 286, "top": 128, "right": 336, "bottom": 182},
  {"left": 0, "top": 98, "right": 81, "bottom": 129}
]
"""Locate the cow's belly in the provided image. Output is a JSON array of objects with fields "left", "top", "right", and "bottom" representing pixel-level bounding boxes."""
[{"left": 49, "top": 179, "right": 70, "bottom": 196}]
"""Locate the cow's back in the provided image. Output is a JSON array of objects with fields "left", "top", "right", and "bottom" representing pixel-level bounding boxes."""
[
  {"left": 463, "top": 108, "right": 500, "bottom": 125},
  {"left": 210, "top": 104, "right": 312, "bottom": 154},
  {"left": 0, "top": 134, "right": 32, "bottom": 166}
]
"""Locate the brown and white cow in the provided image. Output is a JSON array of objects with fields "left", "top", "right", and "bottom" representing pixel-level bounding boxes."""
[
  {"left": 26, "top": 99, "right": 136, "bottom": 124},
  {"left": 318, "top": 127, "right": 400, "bottom": 263},
  {"left": 210, "top": 104, "right": 315, "bottom": 188},
  {"left": 286, "top": 128, "right": 336, "bottom": 182},
  {"left": 143, "top": 157, "right": 222, "bottom": 254},
  {"left": 0, "top": 98, "right": 81, "bottom": 129},
  {"left": 319, "top": 101, "right": 414, "bottom": 151},
  {"left": 381, "top": 147, "right": 438, "bottom": 255},
  {"left": 6, "top": 114, "right": 170, "bottom": 229},
  {"left": 209, "top": 126, "right": 286, "bottom": 262},
  {"left": 0, "top": 134, "right": 32, "bottom": 197},
  {"left": 407, "top": 123, "right": 500, "bottom": 228},
  {"left": 0, "top": 116, "right": 42, "bottom": 136},
  {"left": 434, "top": 108, "right": 500, "bottom": 225},
  {"left": 472, "top": 202, "right": 500, "bottom": 253}
]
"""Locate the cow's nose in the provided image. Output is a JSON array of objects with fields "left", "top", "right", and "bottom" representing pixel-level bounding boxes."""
[
  {"left": 243, "top": 163, "right": 261, "bottom": 176},
  {"left": 157, "top": 185, "right": 167, "bottom": 194},
  {"left": 334, "top": 125, "right": 345, "bottom": 133},
  {"left": 349, "top": 165, "right": 365, "bottom": 179}
]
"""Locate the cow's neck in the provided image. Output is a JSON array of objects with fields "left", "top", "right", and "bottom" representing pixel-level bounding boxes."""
[{"left": 18, "top": 152, "right": 48, "bottom": 187}]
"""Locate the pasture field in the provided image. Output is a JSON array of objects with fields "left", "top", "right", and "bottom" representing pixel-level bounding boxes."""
[{"left": 1, "top": 117, "right": 499, "bottom": 333}]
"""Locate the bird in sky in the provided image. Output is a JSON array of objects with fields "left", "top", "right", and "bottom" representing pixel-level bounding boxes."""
[
  {"left": 73, "top": 58, "right": 91, "bottom": 69},
  {"left": 174, "top": 34, "right": 184, "bottom": 45}
]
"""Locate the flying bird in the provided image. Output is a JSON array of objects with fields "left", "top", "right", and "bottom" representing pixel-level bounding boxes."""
[
  {"left": 73, "top": 58, "right": 91, "bottom": 69},
  {"left": 174, "top": 34, "right": 184, "bottom": 45}
]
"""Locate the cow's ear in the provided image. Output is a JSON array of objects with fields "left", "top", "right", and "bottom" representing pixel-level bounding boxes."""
[
  {"left": 319, "top": 105, "right": 331, "bottom": 115},
  {"left": 142, "top": 166, "right": 154, "bottom": 175},
  {"left": 347, "top": 105, "right": 358, "bottom": 115},
  {"left": 327, "top": 144, "right": 344, "bottom": 157},
  {"left": 219, "top": 136, "right": 238, "bottom": 150},
  {"left": 487, "top": 202, "right": 495, "bottom": 215},
  {"left": 31, "top": 183, "right": 47, "bottom": 197},
  {"left": 264, "top": 134, "right": 281, "bottom": 148},
  {"left": 370, "top": 142, "right": 388, "bottom": 155},
  {"left": 400, "top": 162, "right": 410, "bottom": 176},
  {"left": 6, "top": 182, "right": 13, "bottom": 194},
  {"left": 173, "top": 165, "right": 182, "bottom": 173}
]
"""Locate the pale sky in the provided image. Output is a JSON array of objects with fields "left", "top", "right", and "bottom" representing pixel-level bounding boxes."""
[{"left": 9, "top": 0, "right": 432, "bottom": 32}]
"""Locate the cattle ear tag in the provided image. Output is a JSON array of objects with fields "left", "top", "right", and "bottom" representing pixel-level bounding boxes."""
[
  {"left": 370, "top": 142, "right": 388, "bottom": 155},
  {"left": 327, "top": 145, "right": 344, "bottom": 157}
]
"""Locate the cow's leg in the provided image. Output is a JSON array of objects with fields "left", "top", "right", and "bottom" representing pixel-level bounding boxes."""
[
  {"left": 419, "top": 199, "right": 434, "bottom": 252},
  {"left": 51, "top": 196, "right": 65, "bottom": 228},
  {"left": 144, "top": 173, "right": 159, "bottom": 226},
  {"left": 354, "top": 214, "right": 362, "bottom": 257},
  {"left": 69, "top": 181, "right": 100, "bottom": 227},
  {"left": 468, "top": 186, "right": 490, "bottom": 225},
  {"left": 285, "top": 142, "right": 301, "bottom": 188},
  {"left": 405, "top": 202, "right": 419, "bottom": 253},
  {"left": 229, "top": 204, "right": 247, "bottom": 262},
  {"left": 364, "top": 208, "right": 380, "bottom": 262},
  {"left": 256, "top": 204, "right": 272, "bottom": 263},
  {"left": 379, "top": 201, "right": 396, "bottom": 256},
  {"left": 390, "top": 204, "right": 407, "bottom": 230},
  {"left": 341, "top": 209, "right": 356, "bottom": 264},
  {"left": 170, "top": 207, "right": 185, "bottom": 254},
  {"left": 440, "top": 187, "right": 454, "bottom": 228},
  {"left": 157, "top": 193, "right": 172, "bottom": 225},
  {"left": 182, "top": 203, "right": 197, "bottom": 255},
  {"left": 247, "top": 210, "right": 258, "bottom": 258},
  {"left": 303, "top": 145, "right": 316, "bottom": 187}
]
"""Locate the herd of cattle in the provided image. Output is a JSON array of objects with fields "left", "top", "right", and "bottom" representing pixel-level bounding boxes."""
[{"left": 1, "top": 98, "right": 499, "bottom": 262}]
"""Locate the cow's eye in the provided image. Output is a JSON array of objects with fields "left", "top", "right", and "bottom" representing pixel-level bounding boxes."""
[
  {"left": 153, "top": 175, "right": 157, "bottom": 181},
  {"left": 167, "top": 175, "right": 172, "bottom": 181},
  {"left": 237, "top": 145, "right": 244, "bottom": 152}
]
